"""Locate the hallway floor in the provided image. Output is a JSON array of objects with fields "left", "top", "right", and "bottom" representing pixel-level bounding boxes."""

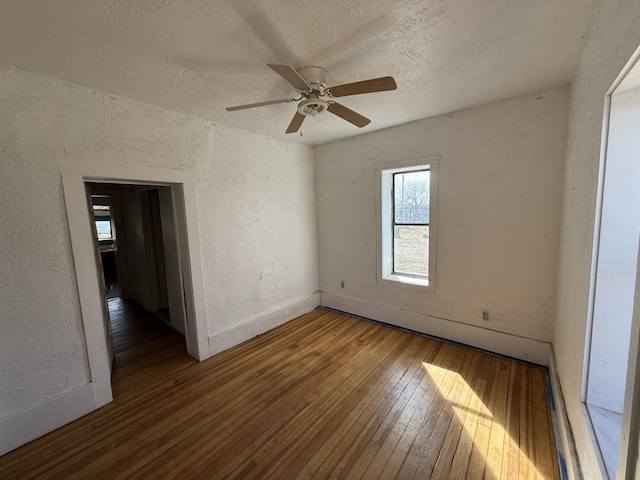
[{"left": 107, "top": 297, "right": 194, "bottom": 399}]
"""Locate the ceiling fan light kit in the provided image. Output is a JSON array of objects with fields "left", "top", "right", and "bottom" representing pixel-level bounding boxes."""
[
  {"left": 225, "top": 63, "right": 397, "bottom": 134},
  {"left": 297, "top": 94, "right": 328, "bottom": 117}
]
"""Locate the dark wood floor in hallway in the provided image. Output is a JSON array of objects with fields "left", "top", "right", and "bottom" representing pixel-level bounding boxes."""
[{"left": 0, "top": 301, "right": 560, "bottom": 479}]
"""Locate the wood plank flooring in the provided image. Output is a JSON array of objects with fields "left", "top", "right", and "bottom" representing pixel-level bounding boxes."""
[{"left": 0, "top": 301, "right": 560, "bottom": 479}]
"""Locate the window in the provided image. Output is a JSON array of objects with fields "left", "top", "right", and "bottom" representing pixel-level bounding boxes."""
[
  {"left": 377, "top": 156, "right": 438, "bottom": 292},
  {"left": 93, "top": 204, "right": 113, "bottom": 244}
]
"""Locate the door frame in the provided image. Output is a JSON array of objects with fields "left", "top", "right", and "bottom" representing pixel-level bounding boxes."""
[{"left": 61, "top": 166, "right": 208, "bottom": 409}]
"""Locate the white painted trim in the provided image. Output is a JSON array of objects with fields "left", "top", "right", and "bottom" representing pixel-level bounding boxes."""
[
  {"left": 174, "top": 183, "right": 209, "bottom": 360},
  {"left": 614, "top": 41, "right": 640, "bottom": 480},
  {"left": 607, "top": 43, "right": 640, "bottom": 96},
  {"left": 320, "top": 292, "right": 551, "bottom": 366},
  {"left": 208, "top": 292, "right": 320, "bottom": 356},
  {"left": 582, "top": 92, "right": 611, "bottom": 403},
  {"left": 62, "top": 174, "right": 113, "bottom": 408},
  {"left": 616, "top": 238, "right": 640, "bottom": 480},
  {"left": 375, "top": 155, "right": 439, "bottom": 294},
  {"left": 549, "top": 348, "right": 584, "bottom": 480},
  {"left": 0, "top": 383, "right": 95, "bottom": 456},
  {"left": 58, "top": 158, "right": 194, "bottom": 185}
]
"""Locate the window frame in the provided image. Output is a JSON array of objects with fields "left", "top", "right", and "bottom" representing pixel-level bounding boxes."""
[{"left": 376, "top": 156, "right": 439, "bottom": 293}]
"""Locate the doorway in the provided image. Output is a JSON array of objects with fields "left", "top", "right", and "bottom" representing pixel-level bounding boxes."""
[
  {"left": 584, "top": 53, "right": 640, "bottom": 479},
  {"left": 87, "top": 183, "right": 188, "bottom": 356},
  {"left": 62, "top": 170, "right": 208, "bottom": 411}
]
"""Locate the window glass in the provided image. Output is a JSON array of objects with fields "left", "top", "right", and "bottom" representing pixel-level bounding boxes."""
[
  {"left": 393, "top": 225, "right": 429, "bottom": 278},
  {"left": 392, "top": 169, "right": 429, "bottom": 278},
  {"left": 394, "top": 170, "right": 430, "bottom": 223},
  {"left": 93, "top": 204, "right": 112, "bottom": 241},
  {"left": 95, "top": 220, "right": 112, "bottom": 240}
]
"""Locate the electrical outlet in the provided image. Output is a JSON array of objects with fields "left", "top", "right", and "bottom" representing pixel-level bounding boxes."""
[
  {"left": 341, "top": 281, "right": 345, "bottom": 288},
  {"left": 482, "top": 310, "right": 490, "bottom": 321}
]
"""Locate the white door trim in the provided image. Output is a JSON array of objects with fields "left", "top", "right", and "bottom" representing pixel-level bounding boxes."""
[
  {"left": 61, "top": 166, "right": 208, "bottom": 409},
  {"left": 62, "top": 174, "right": 113, "bottom": 407}
]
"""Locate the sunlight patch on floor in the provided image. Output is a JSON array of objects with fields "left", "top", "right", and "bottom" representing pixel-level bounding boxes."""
[{"left": 423, "top": 361, "right": 547, "bottom": 479}]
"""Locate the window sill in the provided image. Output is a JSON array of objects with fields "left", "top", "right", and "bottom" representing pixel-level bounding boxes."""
[
  {"left": 585, "top": 403, "right": 622, "bottom": 479},
  {"left": 378, "top": 274, "right": 435, "bottom": 293}
]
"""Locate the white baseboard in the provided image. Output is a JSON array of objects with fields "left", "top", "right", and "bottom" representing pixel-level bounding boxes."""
[
  {"left": 0, "top": 383, "right": 96, "bottom": 456},
  {"left": 321, "top": 292, "right": 551, "bottom": 366},
  {"left": 549, "top": 348, "right": 582, "bottom": 480},
  {"left": 208, "top": 292, "right": 320, "bottom": 356}
]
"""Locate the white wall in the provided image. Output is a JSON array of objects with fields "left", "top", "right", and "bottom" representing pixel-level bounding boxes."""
[
  {"left": 0, "top": 83, "right": 91, "bottom": 420},
  {"left": 195, "top": 123, "right": 319, "bottom": 354},
  {"left": 0, "top": 62, "right": 319, "bottom": 433},
  {"left": 554, "top": 0, "right": 640, "bottom": 477},
  {"left": 316, "top": 87, "right": 569, "bottom": 364}
]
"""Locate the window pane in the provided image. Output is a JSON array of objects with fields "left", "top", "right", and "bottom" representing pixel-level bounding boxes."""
[
  {"left": 95, "top": 220, "right": 112, "bottom": 240},
  {"left": 393, "top": 225, "right": 429, "bottom": 277},
  {"left": 394, "top": 170, "right": 430, "bottom": 223}
]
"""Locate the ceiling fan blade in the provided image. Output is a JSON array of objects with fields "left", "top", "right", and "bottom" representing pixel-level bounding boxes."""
[
  {"left": 327, "top": 76, "right": 397, "bottom": 98},
  {"left": 268, "top": 64, "right": 311, "bottom": 91},
  {"left": 327, "top": 102, "right": 371, "bottom": 128},
  {"left": 286, "top": 112, "right": 306, "bottom": 134},
  {"left": 226, "top": 97, "right": 296, "bottom": 111}
]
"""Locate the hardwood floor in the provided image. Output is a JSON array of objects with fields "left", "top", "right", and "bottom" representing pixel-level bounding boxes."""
[{"left": 0, "top": 302, "right": 560, "bottom": 479}]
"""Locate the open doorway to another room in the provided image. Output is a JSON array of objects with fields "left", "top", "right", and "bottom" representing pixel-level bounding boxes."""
[
  {"left": 62, "top": 170, "right": 207, "bottom": 411},
  {"left": 86, "top": 182, "right": 190, "bottom": 381}
]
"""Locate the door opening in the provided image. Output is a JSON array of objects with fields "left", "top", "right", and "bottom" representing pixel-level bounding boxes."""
[
  {"left": 62, "top": 169, "right": 208, "bottom": 411},
  {"left": 86, "top": 183, "right": 189, "bottom": 355}
]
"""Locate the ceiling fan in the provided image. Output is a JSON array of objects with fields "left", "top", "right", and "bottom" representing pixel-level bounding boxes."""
[{"left": 225, "top": 64, "right": 397, "bottom": 134}]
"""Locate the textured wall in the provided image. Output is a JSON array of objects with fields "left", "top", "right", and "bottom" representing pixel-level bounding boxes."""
[
  {"left": 0, "top": 62, "right": 318, "bottom": 420},
  {"left": 554, "top": 1, "right": 640, "bottom": 477},
  {"left": 316, "top": 87, "right": 568, "bottom": 345},
  {"left": 0, "top": 114, "right": 89, "bottom": 419},
  {"left": 195, "top": 126, "right": 318, "bottom": 337}
]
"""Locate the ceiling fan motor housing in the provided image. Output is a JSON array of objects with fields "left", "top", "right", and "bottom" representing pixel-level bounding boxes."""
[
  {"left": 296, "top": 66, "right": 330, "bottom": 116},
  {"left": 297, "top": 66, "right": 329, "bottom": 93}
]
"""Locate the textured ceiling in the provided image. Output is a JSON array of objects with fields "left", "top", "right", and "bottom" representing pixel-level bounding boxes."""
[{"left": 0, "top": 0, "right": 596, "bottom": 145}]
